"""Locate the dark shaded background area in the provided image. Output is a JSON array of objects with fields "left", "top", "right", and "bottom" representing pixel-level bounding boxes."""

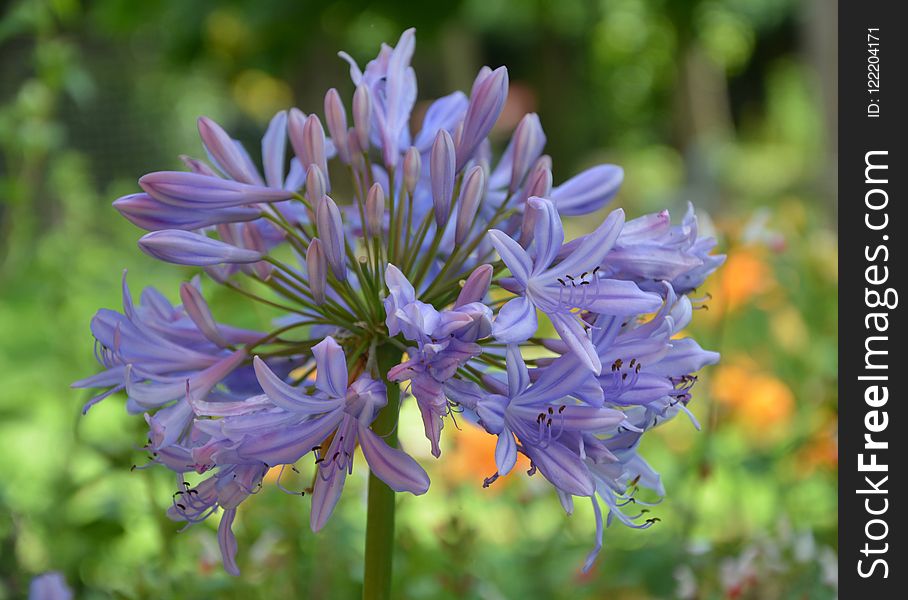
[{"left": 1, "top": 1, "right": 837, "bottom": 598}]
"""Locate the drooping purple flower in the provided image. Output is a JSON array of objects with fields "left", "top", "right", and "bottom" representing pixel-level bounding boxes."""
[
  {"left": 193, "top": 337, "right": 430, "bottom": 530},
  {"left": 383, "top": 264, "right": 492, "bottom": 455}
]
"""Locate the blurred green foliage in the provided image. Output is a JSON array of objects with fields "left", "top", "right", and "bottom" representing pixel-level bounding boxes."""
[{"left": 1, "top": 0, "right": 836, "bottom": 598}]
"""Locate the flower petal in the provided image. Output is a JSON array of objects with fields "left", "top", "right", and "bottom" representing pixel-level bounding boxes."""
[
  {"left": 261, "top": 110, "right": 288, "bottom": 188},
  {"left": 495, "top": 426, "right": 518, "bottom": 476},
  {"left": 487, "top": 229, "right": 532, "bottom": 285},
  {"left": 492, "top": 296, "right": 538, "bottom": 343},
  {"left": 253, "top": 356, "right": 340, "bottom": 413},
  {"left": 549, "top": 312, "right": 601, "bottom": 374},
  {"left": 551, "top": 208, "right": 624, "bottom": 277},
  {"left": 218, "top": 508, "right": 241, "bottom": 576},
  {"left": 138, "top": 230, "right": 263, "bottom": 266},
  {"left": 527, "top": 197, "right": 563, "bottom": 274},
  {"left": 312, "top": 336, "right": 348, "bottom": 399},
  {"left": 358, "top": 423, "right": 430, "bottom": 494}
]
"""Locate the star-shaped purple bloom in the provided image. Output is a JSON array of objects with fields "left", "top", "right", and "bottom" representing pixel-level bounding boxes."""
[{"left": 488, "top": 197, "right": 662, "bottom": 373}]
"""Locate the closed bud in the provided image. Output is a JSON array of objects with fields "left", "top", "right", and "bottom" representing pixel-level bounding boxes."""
[
  {"left": 315, "top": 195, "right": 347, "bottom": 281},
  {"left": 306, "top": 238, "right": 327, "bottom": 305},
  {"left": 455, "top": 263, "right": 493, "bottom": 307},
  {"left": 365, "top": 183, "right": 385, "bottom": 238},
  {"left": 403, "top": 146, "right": 421, "bottom": 196},
  {"left": 197, "top": 117, "right": 262, "bottom": 185},
  {"left": 306, "top": 164, "right": 327, "bottom": 206},
  {"left": 430, "top": 129, "right": 456, "bottom": 227},
  {"left": 324, "top": 88, "right": 350, "bottom": 164},
  {"left": 138, "top": 230, "right": 264, "bottom": 266},
  {"left": 455, "top": 165, "right": 485, "bottom": 244},
  {"left": 509, "top": 113, "right": 546, "bottom": 194},
  {"left": 287, "top": 108, "right": 307, "bottom": 166},
  {"left": 353, "top": 84, "right": 372, "bottom": 152},
  {"left": 457, "top": 66, "right": 509, "bottom": 171},
  {"left": 302, "top": 115, "right": 329, "bottom": 191}
]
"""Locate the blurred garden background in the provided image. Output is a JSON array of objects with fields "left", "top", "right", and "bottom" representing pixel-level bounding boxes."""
[{"left": 0, "top": 0, "right": 837, "bottom": 598}]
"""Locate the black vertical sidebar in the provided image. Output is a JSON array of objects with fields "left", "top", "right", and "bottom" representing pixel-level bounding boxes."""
[{"left": 839, "top": 1, "right": 905, "bottom": 596}]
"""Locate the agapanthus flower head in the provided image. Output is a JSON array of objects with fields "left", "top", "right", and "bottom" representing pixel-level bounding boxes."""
[{"left": 77, "top": 28, "right": 721, "bottom": 576}]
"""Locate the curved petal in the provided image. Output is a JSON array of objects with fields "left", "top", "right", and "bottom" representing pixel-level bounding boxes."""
[
  {"left": 253, "top": 356, "right": 340, "bottom": 414},
  {"left": 551, "top": 164, "right": 623, "bottom": 216},
  {"left": 312, "top": 336, "right": 348, "bottom": 399},
  {"left": 492, "top": 296, "right": 538, "bottom": 343},
  {"left": 261, "top": 110, "right": 288, "bottom": 188},
  {"left": 549, "top": 312, "right": 601, "bottom": 374},
  {"left": 527, "top": 197, "right": 563, "bottom": 274},
  {"left": 524, "top": 440, "right": 595, "bottom": 497},
  {"left": 310, "top": 460, "right": 347, "bottom": 532},
  {"left": 218, "top": 508, "right": 241, "bottom": 576},
  {"left": 495, "top": 426, "right": 518, "bottom": 476},
  {"left": 505, "top": 344, "right": 530, "bottom": 398},
  {"left": 550, "top": 208, "right": 624, "bottom": 277},
  {"left": 235, "top": 409, "right": 343, "bottom": 465},
  {"left": 358, "top": 423, "right": 430, "bottom": 494},
  {"left": 488, "top": 229, "right": 532, "bottom": 285}
]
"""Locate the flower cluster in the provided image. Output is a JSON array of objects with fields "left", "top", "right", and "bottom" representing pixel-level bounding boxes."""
[{"left": 75, "top": 29, "right": 722, "bottom": 575}]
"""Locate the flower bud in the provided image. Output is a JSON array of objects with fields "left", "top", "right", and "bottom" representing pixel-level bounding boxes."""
[
  {"left": 455, "top": 165, "right": 485, "bottom": 244},
  {"left": 261, "top": 110, "right": 288, "bottom": 188},
  {"left": 324, "top": 88, "right": 350, "bottom": 163},
  {"left": 353, "top": 83, "right": 372, "bottom": 152},
  {"left": 365, "top": 183, "right": 385, "bottom": 238},
  {"left": 240, "top": 224, "right": 271, "bottom": 280},
  {"left": 315, "top": 195, "right": 347, "bottom": 281},
  {"left": 509, "top": 113, "right": 546, "bottom": 194},
  {"left": 403, "top": 146, "right": 421, "bottom": 196},
  {"left": 306, "top": 164, "right": 327, "bottom": 206},
  {"left": 306, "top": 238, "right": 327, "bottom": 305},
  {"left": 197, "top": 117, "right": 263, "bottom": 185},
  {"left": 457, "top": 66, "right": 508, "bottom": 171},
  {"left": 455, "top": 263, "right": 493, "bottom": 307},
  {"left": 139, "top": 230, "right": 264, "bottom": 266},
  {"left": 430, "top": 129, "right": 456, "bottom": 227}
]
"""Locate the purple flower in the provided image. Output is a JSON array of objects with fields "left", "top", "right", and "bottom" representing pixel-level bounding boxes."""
[
  {"left": 195, "top": 337, "right": 429, "bottom": 530},
  {"left": 446, "top": 347, "right": 627, "bottom": 495},
  {"left": 29, "top": 572, "right": 72, "bottom": 600},
  {"left": 489, "top": 197, "right": 662, "bottom": 373},
  {"left": 78, "top": 27, "right": 721, "bottom": 577},
  {"left": 340, "top": 28, "right": 417, "bottom": 169},
  {"left": 383, "top": 264, "right": 491, "bottom": 455}
]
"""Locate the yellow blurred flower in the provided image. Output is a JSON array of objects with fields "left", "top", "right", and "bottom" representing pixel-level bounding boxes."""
[
  {"left": 711, "top": 360, "right": 795, "bottom": 436},
  {"left": 717, "top": 248, "right": 774, "bottom": 312},
  {"left": 232, "top": 70, "right": 294, "bottom": 124}
]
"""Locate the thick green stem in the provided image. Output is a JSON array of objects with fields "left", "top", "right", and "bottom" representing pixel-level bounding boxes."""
[{"left": 363, "top": 344, "right": 402, "bottom": 600}]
